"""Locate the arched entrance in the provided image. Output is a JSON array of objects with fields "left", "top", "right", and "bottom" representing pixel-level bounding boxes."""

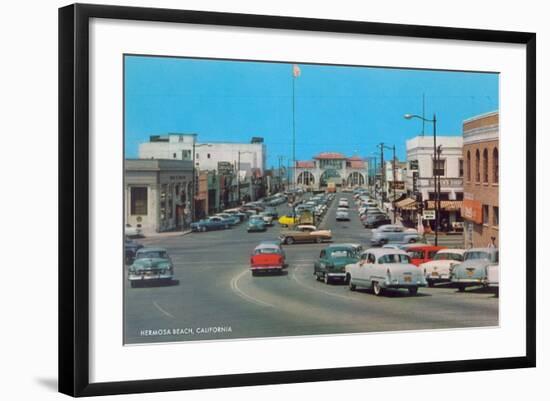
[
  {"left": 346, "top": 172, "right": 365, "bottom": 187},
  {"left": 297, "top": 171, "right": 315, "bottom": 186},
  {"left": 320, "top": 169, "right": 341, "bottom": 187}
]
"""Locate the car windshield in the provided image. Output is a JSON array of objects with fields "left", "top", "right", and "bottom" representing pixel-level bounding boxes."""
[
  {"left": 329, "top": 250, "right": 353, "bottom": 259},
  {"left": 434, "top": 252, "right": 464, "bottom": 261},
  {"left": 464, "top": 251, "right": 491, "bottom": 261},
  {"left": 378, "top": 254, "right": 411, "bottom": 264},
  {"left": 254, "top": 248, "right": 281, "bottom": 255},
  {"left": 136, "top": 251, "right": 168, "bottom": 259}
]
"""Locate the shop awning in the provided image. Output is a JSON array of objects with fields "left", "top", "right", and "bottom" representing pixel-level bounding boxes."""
[
  {"left": 426, "top": 200, "right": 463, "bottom": 211},
  {"left": 395, "top": 198, "right": 417, "bottom": 210}
]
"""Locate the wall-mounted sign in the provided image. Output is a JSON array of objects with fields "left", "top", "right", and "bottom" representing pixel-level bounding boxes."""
[
  {"left": 423, "top": 210, "right": 436, "bottom": 220},
  {"left": 217, "top": 161, "right": 234, "bottom": 175},
  {"left": 409, "top": 160, "right": 419, "bottom": 170},
  {"left": 462, "top": 198, "right": 483, "bottom": 224}
]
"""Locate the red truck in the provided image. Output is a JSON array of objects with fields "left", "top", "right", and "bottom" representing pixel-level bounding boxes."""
[
  {"left": 250, "top": 241, "right": 287, "bottom": 276},
  {"left": 404, "top": 244, "right": 447, "bottom": 266}
]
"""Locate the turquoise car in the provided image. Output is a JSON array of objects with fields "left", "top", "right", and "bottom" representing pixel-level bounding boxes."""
[
  {"left": 247, "top": 216, "right": 267, "bottom": 232},
  {"left": 450, "top": 248, "right": 499, "bottom": 292},
  {"left": 314, "top": 244, "right": 361, "bottom": 284},
  {"left": 128, "top": 247, "right": 174, "bottom": 287}
]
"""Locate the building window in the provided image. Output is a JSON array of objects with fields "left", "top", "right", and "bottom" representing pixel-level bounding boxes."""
[
  {"left": 207, "top": 153, "right": 211, "bottom": 159},
  {"left": 173, "top": 153, "right": 177, "bottom": 159},
  {"left": 482, "top": 204, "right": 489, "bottom": 225},
  {"left": 459, "top": 159, "right": 464, "bottom": 177},
  {"left": 433, "top": 158, "right": 445, "bottom": 176},
  {"left": 130, "top": 187, "right": 148, "bottom": 215},
  {"left": 455, "top": 192, "right": 464, "bottom": 201},
  {"left": 493, "top": 148, "right": 499, "bottom": 184},
  {"left": 493, "top": 206, "right": 499, "bottom": 227},
  {"left": 482, "top": 148, "right": 489, "bottom": 183},
  {"left": 466, "top": 151, "right": 471, "bottom": 181},
  {"left": 196, "top": 153, "right": 199, "bottom": 159},
  {"left": 475, "top": 150, "right": 480, "bottom": 182}
]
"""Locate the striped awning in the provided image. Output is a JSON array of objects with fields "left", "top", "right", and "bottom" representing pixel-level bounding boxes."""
[
  {"left": 395, "top": 198, "right": 417, "bottom": 209},
  {"left": 426, "top": 200, "right": 463, "bottom": 211}
]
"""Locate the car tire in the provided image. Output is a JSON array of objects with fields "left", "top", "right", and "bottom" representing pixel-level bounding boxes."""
[
  {"left": 427, "top": 279, "right": 434, "bottom": 287},
  {"left": 408, "top": 286, "right": 418, "bottom": 296},
  {"left": 372, "top": 281, "right": 383, "bottom": 296},
  {"left": 130, "top": 281, "right": 137, "bottom": 288},
  {"left": 251, "top": 270, "right": 257, "bottom": 277},
  {"left": 316, "top": 237, "right": 322, "bottom": 244},
  {"left": 200, "top": 226, "right": 206, "bottom": 232},
  {"left": 324, "top": 274, "right": 331, "bottom": 285},
  {"left": 285, "top": 237, "right": 295, "bottom": 245},
  {"left": 458, "top": 285, "right": 466, "bottom": 292},
  {"left": 348, "top": 277, "right": 356, "bottom": 291},
  {"left": 224, "top": 224, "right": 230, "bottom": 229}
]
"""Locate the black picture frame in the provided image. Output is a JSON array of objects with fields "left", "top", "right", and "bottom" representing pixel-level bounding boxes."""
[{"left": 59, "top": 3, "right": 536, "bottom": 397}]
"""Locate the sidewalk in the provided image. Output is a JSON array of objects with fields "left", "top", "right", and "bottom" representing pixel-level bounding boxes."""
[{"left": 140, "top": 229, "right": 192, "bottom": 239}]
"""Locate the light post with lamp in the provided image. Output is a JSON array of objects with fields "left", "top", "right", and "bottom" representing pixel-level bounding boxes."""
[
  {"left": 404, "top": 113, "right": 440, "bottom": 245},
  {"left": 191, "top": 140, "right": 212, "bottom": 222}
]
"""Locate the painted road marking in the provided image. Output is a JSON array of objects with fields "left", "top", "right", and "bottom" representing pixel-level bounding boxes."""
[{"left": 230, "top": 269, "right": 275, "bottom": 308}]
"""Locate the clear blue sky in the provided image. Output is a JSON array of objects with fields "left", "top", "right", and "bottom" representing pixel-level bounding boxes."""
[{"left": 124, "top": 55, "right": 498, "bottom": 167}]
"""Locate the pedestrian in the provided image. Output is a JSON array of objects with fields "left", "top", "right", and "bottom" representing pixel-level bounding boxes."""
[{"left": 488, "top": 236, "right": 496, "bottom": 248}]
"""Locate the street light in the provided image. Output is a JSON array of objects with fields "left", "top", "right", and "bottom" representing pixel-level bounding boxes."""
[
  {"left": 378, "top": 143, "right": 397, "bottom": 223},
  {"left": 404, "top": 113, "right": 439, "bottom": 245}
]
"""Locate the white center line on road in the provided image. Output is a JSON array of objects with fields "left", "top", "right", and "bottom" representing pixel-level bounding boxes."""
[
  {"left": 153, "top": 301, "right": 175, "bottom": 319},
  {"left": 230, "top": 269, "right": 275, "bottom": 308}
]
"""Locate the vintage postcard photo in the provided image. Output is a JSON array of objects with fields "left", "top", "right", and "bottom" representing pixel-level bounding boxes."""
[{"left": 123, "top": 55, "right": 499, "bottom": 345}]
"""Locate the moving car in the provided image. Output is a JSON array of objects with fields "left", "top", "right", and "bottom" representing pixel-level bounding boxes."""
[
  {"left": 214, "top": 213, "right": 240, "bottom": 225},
  {"left": 128, "top": 247, "right": 174, "bottom": 287},
  {"left": 125, "top": 223, "right": 142, "bottom": 238},
  {"left": 346, "top": 248, "right": 427, "bottom": 296},
  {"left": 404, "top": 244, "right": 447, "bottom": 266},
  {"left": 450, "top": 248, "right": 499, "bottom": 291},
  {"left": 279, "top": 225, "right": 332, "bottom": 245},
  {"left": 250, "top": 242, "right": 286, "bottom": 275},
  {"left": 278, "top": 214, "right": 298, "bottom": 227},
  {"left": 247, "top": 216, "right": 267, "bottom": 232},
  {"left": 190, "top": 218, "right": 228, "bottom": 232},
  {"left": 314, "top": 244, "right": 361, "bottom": 284},
  {"left": 258, "top": 212, "right": 274, "bottom": 226},
  {"left": 370, "top": 225, "right": 422, "bottom": 246},
  {"left": 419, "top": 248, "right": 466, "bottom": 286},
  {"left": 338, "top": 199, "right": 349, "bottom": 208},
  {"left": 363, "top": 213, "right": 392, "bottom": 228},
  {"left": 335, "top": 208, "right": 350, "bottom": 221},
  {"left": 125, "top": 237, "right": 143, "bottom": 265}
]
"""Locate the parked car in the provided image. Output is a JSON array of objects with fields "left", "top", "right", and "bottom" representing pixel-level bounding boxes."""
[
  {"left": 247, "top": 216, "right": 267, "bottom": 232},
  {"left": 404, "top": 244, "right": 447, "bottom": 266},
  {"left": 128, "top": 247, "right": 174, "bottom": 287},
  {"left": 190, "top": 218, "right": 227, "bottom": 232},
  {"left": 125, "top": 223, "right": 142, "bottom": 238},
  {"left": 314, "top": 244, "right": 361, "bottom": 284},
  {"left": 335, "top": 208, "right": 350, "bottom": 221},
  {"left": 338, "top": 199, "right": 349, "bottom": 208},
  {"left": 450, "top": 248, "right": 499, "bottom": 291},
  {"left": 250, "top": 242, "right": 286, "bottom": 275},
  {"left": 486, "top": 264, "right": 499, "bottom": 290},
  {"left": 363, "top": 213, "right": 392, "bottom": 228},
  {"left": 420, "top": 248, "right": 466, "bottom": 286},
  {"left": 125, "top": 237, "right": 143, "bottom": 265},
  {"left": 214, "top": 213, "right": 240, "bottom": 225},
  {"left": 346, "top": 248, "right": 427, "bottom": 296},
  {"left": 278, "top": 214, "right": 298, "bottom": 227},
  {"left": 258, "top": 212, "right": 274, "bottom": 226},
  {"left": 370, "top": 225, "right": 422, "bottom": 246},
  {"left": 223, "top": 209, "right": 247, "bottom": 222},
  {"left": 279, "top": 225, "right": 332, "bottom": 245}
]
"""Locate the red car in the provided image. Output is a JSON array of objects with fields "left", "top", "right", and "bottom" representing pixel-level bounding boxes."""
[
  {"left": 405, "top": 245, "right": 446, "bottom": 266},
  {"left": 250, "top": 241, "right": 287, "bottom": 276}
]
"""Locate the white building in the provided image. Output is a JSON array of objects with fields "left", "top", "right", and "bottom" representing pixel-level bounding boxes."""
[
  {"left": 383, "top": 160, "right": 407, "bottom": 199},
  {"left": 294, "top": 153, "right": 369, "bottom": 190},
  {"left": 139, "top": 133, "right": 266, "bottom": 178},
  {"left": 404, "top": 135, "right": 464, "bottom": 228}
]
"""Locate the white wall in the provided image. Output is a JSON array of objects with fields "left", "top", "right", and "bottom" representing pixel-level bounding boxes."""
[{"left": 2, "top": 1, "right": 546, "bottom": 401}]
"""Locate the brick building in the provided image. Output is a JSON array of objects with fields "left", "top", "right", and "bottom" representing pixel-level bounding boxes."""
[{"left": 461, "top": 111, "right": 499, "bottom": 248}]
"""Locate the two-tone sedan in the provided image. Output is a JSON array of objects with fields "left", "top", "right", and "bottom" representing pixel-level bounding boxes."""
[
  {"left": 450, "top": 248, "right": 499, "bottom": 292},
  {"left": 128, "top": 247, "right": 174, "bottom": 287},
  {"left": 313, "top": 244, "right": 360, "bottom": 284},
  {"left": 346, "top": 248, "right": 427, "bottom": 296},
  {"left": 419, "top": 248, "right": 465, "bottom": 287},
  {"left": 279, "top": 225, "right": 332, "bottom": 245}
]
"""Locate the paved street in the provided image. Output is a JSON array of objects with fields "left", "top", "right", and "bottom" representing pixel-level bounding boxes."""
[{"left": 124, "top": 193, "right": 498, "bottom": 345}]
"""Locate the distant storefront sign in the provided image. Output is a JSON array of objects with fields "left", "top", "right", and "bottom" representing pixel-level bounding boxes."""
[
  {"left": 462, "top": 194, "right": 483, "bottom": 224},
  {"left": 217, "top": 161, "right": 234, "bottom": 175},
  {"left": 389, "top": 181, "right": 405, "bottom": 191},
  {"left": 423, "top": 210, "right": 436, "bottom": 220}
]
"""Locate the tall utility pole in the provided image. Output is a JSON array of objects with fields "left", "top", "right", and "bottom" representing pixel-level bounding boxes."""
[
  {"left": 392, "top": 145, "right": 397, "bottom": 224},
  {"left": 191, "top": 136, "right": 197, "bottom": 222},
  {"left": 237, "top": 151, "right": 241, "bottom": 205},
  {"left": 378, "top": 143, "right": 386, "bottom": 202},
  {"left": 292, "top": 65, "right": 300, "bottom": 191}
]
